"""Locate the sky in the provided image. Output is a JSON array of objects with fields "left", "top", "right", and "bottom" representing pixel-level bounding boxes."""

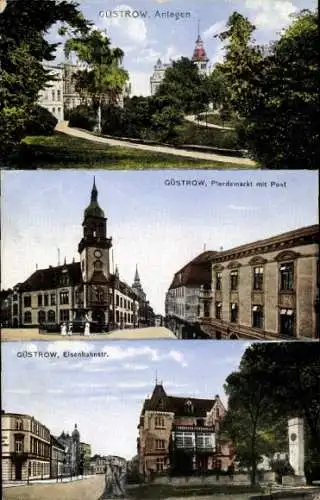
[
  {"left": 46, "top": 0, "right": 317, "bottom": 95},
  {"left": 1, "top": 170, "right": 318, "bottom": 315},
  {"left": 2, "top": 339, "right": 254, "bottom": 458}
]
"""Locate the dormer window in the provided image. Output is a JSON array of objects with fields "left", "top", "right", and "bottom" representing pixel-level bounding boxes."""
[{"left": 185, "top": 400, "right": 194, "bottom": 414}]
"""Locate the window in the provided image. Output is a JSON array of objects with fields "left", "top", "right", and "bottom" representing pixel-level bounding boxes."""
[
  {"left": 155, "top": 416, "right": 165, "bottom": 428},
  {"left": 13, "top": 294, "right": 17, "bottom": 302},
  {"left": 60, "top": 309, "right": 69, "bottom": 322},
  {"left": 252, "top": 305, "right": 264, "bottom": 329},
  {"left": 38, "top": 310, "right": 46, "bottom": 324},
  {"left": 185, "top": 400, "right": 194, "bottom": 414},
  {"left": 155, "top": 439, "right": 165, "bottom": 450},
  {"left": 230, "top": 303, "right": 238, "bottom": 323},
  {"left": 216, "top": 407, "right": 220, "bottom": 419},
  {"left": 48, "top": 310, "right": 55, "bottom": 323},
  {"left": 196, "top": 433, "right": 212, "bottom": 449},
  {"left": 253, "top": 267, "right": 264, "bottom": 290},
  {"left": 60, "top": 291, "right": 69, "bottom": 305},
  {"left": 24, "top": 311, "right": 32, "bottom": 323},
  {"left": 44, "top": 294, "right": 49, "bottom": 306},
  {"left": 116, "top": 294, "right": 119, "bottom": 306},
  {"left": 94, "top": 260, "right": 103, "bottom": 270},
  {"left": 51, "top": 293, "right": 56, "bottom": 306},
  {"left": 37, "top": 294, "right": 42, "bottom": 307},
  {"left": 280, "top": 262, "right": 294, "bottom": 291},
  {"left": 230, "top": 270, "right": 238, "bottom": 291},
  {"left": 215, "top": 302, "right": 222, "bottom": 320},
  {"left": 175, "top": 432, "right": 194, "bottom": 448},
  {"left": 280, "top": 309, "right": 294, "bottom": 336},
  {"left": 57, "top": 90, "right": 61, "bottom": 100},
  {"left": 116, "top": 310, "right": 120, "bottom": 322},
  {"left": 96, "top": 287, "right": 104, "bottom": 304},
  {"left": 215, "top": 272, "right": 222, "bottom": 290},
  {"left": 13, "top": 304, "right": 18, "bottom": 315},
  {"left": 156, "top": 457, "right": 165, "bottom": 472},
  {"left": 52, "top": 107, "right": 55, "bottom": 113},
  {"left": 24, "top": 296, "right": 31, "bottom": 307},
  {"left": 52, "top": 90, "right": 55, "bottom": 100},
  {"left": 120, "top": 297, "right": 123, "bottom": 308},
  {"left": 15, "top": 437, "right": 24, "bottom": 453},
  {"left": 16, "top": 419, "right": 23, "bottom": 430}
]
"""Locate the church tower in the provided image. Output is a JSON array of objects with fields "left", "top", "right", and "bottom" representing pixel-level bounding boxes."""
[
  {"left": 192, "top": 23, "right": 209, "bottom": 75},
  {"left": 132, "top": 265, "right": 146, "bottom": 301},
  {"left": 78, "top": 178, "right": 112, "bottom": 324}
]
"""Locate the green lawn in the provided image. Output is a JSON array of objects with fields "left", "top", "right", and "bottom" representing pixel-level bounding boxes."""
[
  {"left": 4, "top": 132, "right": 252, "bottom": 169},
  {"left": 127, "top": 483, "right": 264, "bottom": 499}
]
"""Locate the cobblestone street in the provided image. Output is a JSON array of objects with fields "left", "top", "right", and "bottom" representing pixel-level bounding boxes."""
[{"left": 3, "top": 475, "right": 105, "bottom": 500}]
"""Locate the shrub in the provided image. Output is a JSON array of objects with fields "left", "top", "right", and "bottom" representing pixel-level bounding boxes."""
[
  {"left": 24, "top": 105, "right": 58, "bottom": 136},
  {"left": 68, "top": 104, "right": 97, "bottom": 131}
]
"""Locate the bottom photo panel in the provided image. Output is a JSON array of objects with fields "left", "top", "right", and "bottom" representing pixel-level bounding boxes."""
[{"left": 2, "top": 340, "right": 320, "bottom": 500}]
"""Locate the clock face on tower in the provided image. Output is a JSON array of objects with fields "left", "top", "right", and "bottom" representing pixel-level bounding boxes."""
[{"left": 94, "top": 249, "right": 102, "bottom": 258}]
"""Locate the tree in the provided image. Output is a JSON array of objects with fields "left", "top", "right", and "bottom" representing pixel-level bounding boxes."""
[
  {"left": 222, "top": 343, "right": 320, "bottom": 485},
  {"left": 155, "top": 57, "right": 210, "bottom": 115},
  {"left": 64, "top": 30, "right": 129, "bottom": 133},
  {"left": 0, "top": 0, "right": 90, "bottom": 158},
  {"left": 215, "top": 9, "right": 319, "bottom": 168}
]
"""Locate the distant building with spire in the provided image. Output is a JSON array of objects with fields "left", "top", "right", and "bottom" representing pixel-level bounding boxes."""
[
  {"left": 7, "top": 179, "right": 155, "bottom": 331},
  {"left": 150, "top": 25, "right": 211, "bottom": 95}
]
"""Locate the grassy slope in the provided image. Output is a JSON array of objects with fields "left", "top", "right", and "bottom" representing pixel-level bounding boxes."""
[{"left": 4, "top": 133, "right": 252, "bottom": 169}]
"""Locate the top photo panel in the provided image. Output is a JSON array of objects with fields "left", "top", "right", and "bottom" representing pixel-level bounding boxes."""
[{"left": 0, "top": 0, "right": 318, "bottom": 170}]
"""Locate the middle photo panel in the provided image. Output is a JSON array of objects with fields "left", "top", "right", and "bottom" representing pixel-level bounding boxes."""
[{"left": 1, "top": 169, "right": 318, "bottom": 342}]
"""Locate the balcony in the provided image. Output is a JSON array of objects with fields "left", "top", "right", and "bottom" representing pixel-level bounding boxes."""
[{"left": 199, "top": 290, "right": 212, "bottom": 300}]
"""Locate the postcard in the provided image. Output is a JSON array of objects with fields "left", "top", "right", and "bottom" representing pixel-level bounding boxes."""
[
  {"left": 2, "top": 340, "right": 320, "bottom": 499},
  {"left": 1, "top": 169, "right": 319, "bottom": 341},
  {"left": 0, "top": 0, "right": 318, "bottom": 169}
]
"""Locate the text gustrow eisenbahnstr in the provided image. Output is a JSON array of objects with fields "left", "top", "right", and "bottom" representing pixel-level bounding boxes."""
[{"left": 164, "top": 179, "right": 287, "bottom": 188}]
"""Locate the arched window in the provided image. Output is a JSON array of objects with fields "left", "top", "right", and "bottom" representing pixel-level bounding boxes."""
[
  {"left": 24, "top": 311, "right": 32, "bottom": 323},
  {"left": 47, "top": 310, "right": 55, "bottom": 323},
  {"left": 16, "top": 418, "right": 23, "bottom": 430},
  {"left": 38, "top": 310, "right": 46, "bottom": 324}
]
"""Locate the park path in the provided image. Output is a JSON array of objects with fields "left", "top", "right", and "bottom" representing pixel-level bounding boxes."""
[
  {"left": 55, "top": 122, "right": 255, "bottom": 166},
  {"left": 185, "top": 114, "right": 235, "bottom": 130}
]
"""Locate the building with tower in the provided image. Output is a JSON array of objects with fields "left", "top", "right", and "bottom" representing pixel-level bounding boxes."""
[
  {"left": 137, "top": 383, "right": 234, "bottom": 480},
  {"left": 7, "top": 179, "right": 155, "bottom": 331},
  {"left": 56, "top": 424, "right": 83, "bottom": 476},
  {"left": 150, "top": 27, "right": 211, "bottom": 95}
]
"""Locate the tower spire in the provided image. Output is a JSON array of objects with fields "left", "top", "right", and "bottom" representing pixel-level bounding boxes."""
[
  {"left": 91, "top": 176, "right": 98, "bottom": 203},
  {"left": 134, "top": 264, "right": 140, "bottom": 283},
  {"left": 197, "top": 19, "right": 200, "bottom": 39}
]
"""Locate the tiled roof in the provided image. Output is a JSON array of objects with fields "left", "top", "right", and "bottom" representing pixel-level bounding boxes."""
[
  {"left": 142, "top": 384, "right": 216, "bottom": 417},
  {"left": 169, "top": 251, "right": 216, "bottom": 289},
  {"left": 17, "top": 263, "right": 82, "bottom": 292}
]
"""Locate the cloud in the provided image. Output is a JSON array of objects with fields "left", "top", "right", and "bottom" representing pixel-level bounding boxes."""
[
  {"left": 203, "top": 20, "right": 226, "bottom": 39},
  {"left": 98, "top": 4, "right": 148, "bottom": 45},
  {"left": 123, "top": 363, "right": 149, "bottom": 371},
  {"left": 228, "top": 205, "right": 259, "bottom": 211},
  {"left": 168, "top": 350, "right": 188, "bottom": 367},
  {"left": 244, "top": 0, "right": 298, "bottom": 30}
]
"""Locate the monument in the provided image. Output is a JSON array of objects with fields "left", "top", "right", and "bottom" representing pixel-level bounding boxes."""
[
  {"left": 99, "top": 456, "right": 128, "bottom": 499},
  {"left": 287, "top": 417, "right": 306, "bottom": 485}
]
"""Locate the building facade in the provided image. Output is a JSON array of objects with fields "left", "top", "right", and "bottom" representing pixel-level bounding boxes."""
[
  {"left": 7, "top": 179, "right": 154, "bottom": 332},
  {"left": 2, "top": 411, "right": 51, "bottom": 482},
  {"left": 37, "top": 65, "right": 65, "bottom": 123},
  {"left": 150, "top": 58, "right": 172, "bottom": 96},
  {"left": 165, "top": 251, "right": 216, "bottom": 338},
  {"left": 197, "top": 225, "right": 319, "bottom": 340},
  {"left": 50, "top": 436, "right": 67, "bottom": 478},
  {"left": 137, "top": 383, "right": 233, "bottom": 480},
  {"left": 56, "top": 425, "right": 83, "bottom": 476}
]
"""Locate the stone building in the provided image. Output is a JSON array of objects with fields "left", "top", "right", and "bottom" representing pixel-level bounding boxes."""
[
  {"left": 165, "top": 251, "right": 216, "bottom": 338},
  {"left": 7, "top": 179, "right": 155, "bottom": 331},
  {"left": 90, "top": 454, "right": 107, "bottom": 474},
  {"left": 2, "top": 411, "right": 51, "bottom": 482},
  {"left": 50, "top": 435, "right": 67, "bottom": 478},
  {"left": 37, "top": 65, "right": 65, "bottom": 122},
  {"left": 80, "top": 442, "right": 92, "bottom": 474},
  {"left": 137, "top": 383, "right": 233, "bottom": 480},
  {"left": 56, "top": 424, "right": 83, "bottom": 476},
  {"left": 199, "top": 225, "right": 319, "bottom": 340},
  {"left": 150, "top": 58, "right": 172, "bottom": 96}
]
